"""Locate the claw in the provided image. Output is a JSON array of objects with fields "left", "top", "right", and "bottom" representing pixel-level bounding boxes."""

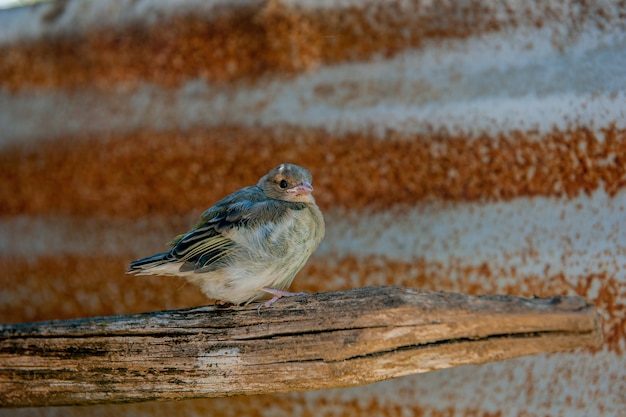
[{"left": 257, "top": 287, "right": 308, "bottom": 313}]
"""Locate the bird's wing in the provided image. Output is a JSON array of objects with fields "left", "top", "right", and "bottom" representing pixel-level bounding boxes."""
[{"left": 168, "top": 186, "right": 304, "bottom": 273}]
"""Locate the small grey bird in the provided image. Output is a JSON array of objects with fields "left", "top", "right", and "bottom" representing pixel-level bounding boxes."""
[{"left": 128, "top": 163, "right": 325, "bottom": 308}]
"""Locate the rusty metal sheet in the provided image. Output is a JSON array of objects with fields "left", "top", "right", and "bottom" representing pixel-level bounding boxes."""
[{"left": 1, "top": 0, "right": 625, "bottom": 416}]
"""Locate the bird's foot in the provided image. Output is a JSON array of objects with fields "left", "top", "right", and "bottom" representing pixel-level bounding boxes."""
[{"left": 257, "top": 287, "right": 308, "bottom": 313}]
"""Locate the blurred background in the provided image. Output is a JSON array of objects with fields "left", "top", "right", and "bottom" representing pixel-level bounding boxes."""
[{"left": 1, "top": 0, "right": 625, "bottom": 415}]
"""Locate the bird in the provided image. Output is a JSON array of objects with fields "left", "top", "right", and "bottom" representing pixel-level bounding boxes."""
[{"left": 128, "top": 163, "right": 325, "bottom": 308}]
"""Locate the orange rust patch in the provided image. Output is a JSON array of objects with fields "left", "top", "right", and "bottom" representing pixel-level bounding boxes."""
[
  {"left": 0, "top": 255, "right": 207, "bottom": 324},
  {"left": 40, "top": 394, "right": 506, "bottom": 417},
  {"left": 1, "top": 126, "right": 625, "bottom": 218},
  {"left": 0, "top": 254, "right": 621, "bottom": 353},
  {"left": 0, "top": 1, "right": 565, "bottom": 90}
]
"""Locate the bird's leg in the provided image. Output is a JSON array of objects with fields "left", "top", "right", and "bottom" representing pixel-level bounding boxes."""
[{"left": 259, "top": 287, "right": 308, "bottom": 309}]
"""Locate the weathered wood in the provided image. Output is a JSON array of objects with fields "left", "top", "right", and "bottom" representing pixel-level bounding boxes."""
[{"left": 0, "top": 286, "right": 602, "bottom": 408}]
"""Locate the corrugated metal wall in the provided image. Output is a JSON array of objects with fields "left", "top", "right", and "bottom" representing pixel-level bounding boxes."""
[{"left": 1, "top": 0, "right": 625, "bottom": 415}]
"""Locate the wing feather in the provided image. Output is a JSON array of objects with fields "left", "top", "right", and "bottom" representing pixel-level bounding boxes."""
[{"left": 167, "top": 185, "right": 306, "bottom": 273}]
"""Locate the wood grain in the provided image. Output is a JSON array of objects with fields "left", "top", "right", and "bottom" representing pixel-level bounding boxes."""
[{"left": 0, "top": 287, "right": 602, "bottom": 408}]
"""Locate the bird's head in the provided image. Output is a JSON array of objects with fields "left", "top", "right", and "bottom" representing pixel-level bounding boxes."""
[{"left": 259, "top": 163, "right": 316, "bottom": 204}]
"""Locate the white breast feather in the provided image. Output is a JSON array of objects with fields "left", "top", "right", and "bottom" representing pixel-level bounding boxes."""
[{"left": 190, "top": 207, "right": 321, "bottom": 304}]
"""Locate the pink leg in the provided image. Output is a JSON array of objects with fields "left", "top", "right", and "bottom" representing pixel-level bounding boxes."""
[{"left": 259, "top": 287, "right": 308, "bottom": 310}]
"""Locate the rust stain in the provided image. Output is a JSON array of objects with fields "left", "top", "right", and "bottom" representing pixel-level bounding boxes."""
[
  {"left": 0, "top": 255, "right": 206, "bottom": 324},
  {"left": 0, "top": 254, "right": 621, "bottom": 353},
  {"left": 0, "top": 0, "right": 614, "bottom": 90},
  {"left": 15, "top": 394, "right": 508, "bottom": 417},
  {"left": 1, "top": 126, "right": 625, "bottom": 218}
]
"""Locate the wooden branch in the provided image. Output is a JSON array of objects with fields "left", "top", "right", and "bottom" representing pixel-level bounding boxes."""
[{"left": 0, "top": 286, "right": 602, "bottom": 408}]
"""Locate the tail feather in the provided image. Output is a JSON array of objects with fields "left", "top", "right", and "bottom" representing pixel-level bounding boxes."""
[{"left": 127, "top": 252, "right": 171, "bottom": 273}]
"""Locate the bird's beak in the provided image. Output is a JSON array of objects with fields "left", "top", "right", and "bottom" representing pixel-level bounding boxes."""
[{"left": 288, "top": 181, "right": 314, "bottom": 196}]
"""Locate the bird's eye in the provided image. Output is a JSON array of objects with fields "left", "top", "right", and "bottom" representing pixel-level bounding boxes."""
[{"left": 279, "top": 179, "right": 289, "bottom": 189}]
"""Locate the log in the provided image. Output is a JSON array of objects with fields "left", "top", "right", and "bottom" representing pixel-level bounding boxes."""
[{"left": 0, "top": 286, "right": 602, "bottom": 408}]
